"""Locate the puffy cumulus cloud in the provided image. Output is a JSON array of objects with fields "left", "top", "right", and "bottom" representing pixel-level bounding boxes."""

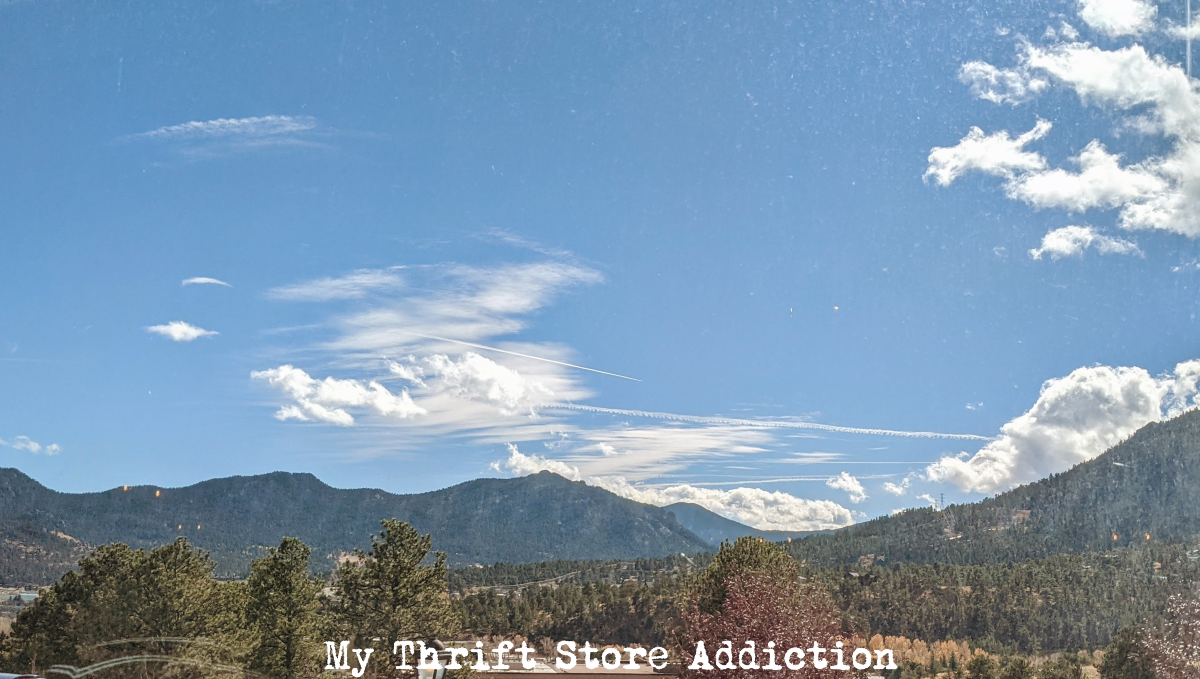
[
  {"left": 959, "top": 61, "right": 1049, "bottom": 105},
  {"left": 1008, "top": 141, "right": 1168, "bottom": 212},
  {"left": 936, "top": 39, "right": 1200, "bottom": 241},
  {"left": 181, "top": 277, "right": 231, "bottom": 287},
  {"left": 825, "top": 471, "right": 868, "bottom": 503},
  {"left": 1077, "top": 0, "right": 1156, "bottom": 37},
  {"left": 934, "top": 24, "right": 1200, "bottom": 245},
  {"left": 925, "top": 359, "right": 1200, "bottom": 493},
  {"left": 0, "top": 436, "right": 61, "bottom": 455},
  {"left": 251, "top": 365, "right": 425, "bottom": 426},
  {"left": 494, "top": 445, "right": 854, "bottom": 531},
  {"left": 1023, "top": 44, "right": 1198, "bottom": 140},
  {"left": 882, "top": 476, "right": 912, "bottom": 496},
  {"left": 1028, "top": 225, "right": 1141, "bottom": 259},
  {"left": 146, "top": 321, "right": 219, "bottom": 342},
  {"left": 267, "top": 269, "right": 404, "bottom": 302},
  {"left": 390, "top": 353, "right": 553, "bottom": 415},
  {"left": 924, "top": 120, "right": 1051, "bottom": 186},
  {"left": 492, "top": 443, "right": 582, "bottom": 480}
]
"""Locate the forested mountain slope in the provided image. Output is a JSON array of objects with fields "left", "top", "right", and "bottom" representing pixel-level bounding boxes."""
[
  {"left": 0, "top": 470, "right": 711, "bottom": 583},
  {"left": 787, "top": 409, "right": 1200, "bottom": 565}
]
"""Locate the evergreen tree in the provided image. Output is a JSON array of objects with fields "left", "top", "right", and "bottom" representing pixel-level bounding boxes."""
[
  {"left": 691, "top": 537, "right": 797, "bottom": 614},
  {"left": 999, "top": 658, "right": 1035, "bottom": 679},
  {"left": 1098, "top": 628, "right": 1155, "bottom": 679},
  {"left": 0, "top": 538, "right": 248, "bottom": 678},
  {"left": 967, "top": 654, "right": 998, "bottom": 679},
  {"left": 246, "top": 537, "right": 323, "bottom": 679},
  {"left": 332, "top": 519, "right": 459, "bottom": 648}
]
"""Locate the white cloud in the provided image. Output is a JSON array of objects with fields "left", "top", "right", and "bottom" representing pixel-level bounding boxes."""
[
  {"left": 935, "top": 37, "right": 1200, "bottom": 243},
  {"left": 255, "top": 260, "right": 987, "bottom": 511},
  {"left": 1166, "top": 18, "right": 1200, "bottom": 40},
  {"left": 1077, "top": 0, "right": 1157, "bottom": 37},
  {"left": 254, "top": 263, "right": 610, "bottom": 451},
  {"left": 882, "top": 476, "right": 912, "bottom": 496},
  {"left": 267, "top": 269, "right": 404, "bottom": 301},
  {"left": 181, "top": 277, "right": 231, "bottom": 287},
  {"left": 129, "top": 115, "right": 316, "bottom": 141},
  {"left": 925, "top": 359, "right": 1200, "bottom": 493},
  {"left": 391, "top": 352, "right": 553, "bottom": 415},
  {"left": 251, "top": 364, "right": 425, "bottom": 426},
  {"left": 1024, "top": 44, "right": 1198, "bottom": 139},
  {"left": 825, "top": 471, "right": 868, "bottom": 503},
  {"left": 1008, "top": 141, "right": 1168, "bottom": 212},
  {"left": 495, "top": 445, "right": 854, "bottom": 531},
  {"left": 492, "top": 443, "right": 582, "bottom": 480},
  {"left": 565, "top": 423, "right": 777, "bottom": 479},
  {"left": 146, "top": 321, "right": 219, "bottom": 342},
  {"left": 0, "top": 436, "right": 60, "bottom": 455},
  {"left": 924, "top": 120, "right": 1051, "bottom": 186},
  {"left": 1028, "top": 225, "right": 1141, "bottom": 259},
  {"left": 959, "top": 61, "right": 1049, "bottom": 105},
  {"left": 552, "top": 403, "right": 990, "bottom": 441}
]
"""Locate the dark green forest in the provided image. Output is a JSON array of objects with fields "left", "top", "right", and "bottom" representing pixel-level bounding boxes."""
[
  {"left": 784, "top": 411, "right": 1200, "bottom": 567},
  {"left": 451, "top": 542, "right": 1199, "bottom": 654}
]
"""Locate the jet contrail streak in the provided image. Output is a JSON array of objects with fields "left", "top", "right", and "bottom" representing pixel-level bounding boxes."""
[
  {"left": 395, "top": 331, "right": 641, "bottom": 381},
  {"left": 547, "top": 403, "right": 992, "bottom": 441}
]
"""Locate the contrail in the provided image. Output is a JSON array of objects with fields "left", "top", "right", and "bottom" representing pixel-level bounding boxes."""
[
  {"left": 395, "top": 331, "right": 641, "bottom": 381},
  {"left": 547, "top": 403, "right": 992, "bottom": 441}
]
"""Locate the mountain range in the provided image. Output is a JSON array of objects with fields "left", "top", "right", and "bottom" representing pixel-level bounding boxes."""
[
  {"left": 0, "top": 468, "right": 765, "bottom": 584},
  {"left": 6, "top": 408, "right": 1200, "bottom": 586}
]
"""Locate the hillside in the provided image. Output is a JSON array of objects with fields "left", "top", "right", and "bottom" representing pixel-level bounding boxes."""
[
  {"left": 0, "top": 470, "right": 712, "bottom": 584},
  {"left": 786, "top": 408, "right": 1200, "bottom": 566}
]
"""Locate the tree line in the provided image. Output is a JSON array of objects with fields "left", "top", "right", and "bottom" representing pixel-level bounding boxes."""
[
  {"left": 4, "top": 527, "right": 1198, "bottom": 679},
  {"left": 0, "top": 519, "right": 459, "bottom": 679},
  {"left": 454, "top": 542, "right": 1200, "bottom": 655}
]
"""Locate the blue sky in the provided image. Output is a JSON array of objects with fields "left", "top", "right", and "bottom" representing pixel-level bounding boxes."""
[{"left": 3, "top": 0, "right": 1200, "bottom": 529}]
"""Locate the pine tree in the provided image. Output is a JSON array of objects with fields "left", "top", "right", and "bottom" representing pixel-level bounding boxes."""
[
  {"left": 246, "top": 537, "right": 323, "bottom": 679},
  {"left": 1098, "top": 628, "right": 1155, "bottom": 679},
  {"left": 331, "top": 519, "right": 459, "bottom": 648}
]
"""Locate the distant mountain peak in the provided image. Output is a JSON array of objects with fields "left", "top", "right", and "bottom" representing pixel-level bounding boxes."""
[{"left": 0, "top": 466, "right": 710, "bottom": 586}]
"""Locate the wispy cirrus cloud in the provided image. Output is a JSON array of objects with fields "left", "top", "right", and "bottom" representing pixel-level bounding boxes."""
[
  {"left": 146, "top": 321, "right": 218, "bottom": 342},
  {"left": 251, "top": 257, "right": 989, "bottom": 528},
  {"left": 182, "top": 277, "right": 231, "bottom": 287},
  {"left": 0, "top": 435, "right": 61, "bottom": 455},
  {"left": 266, "top": 268, "right": 405, "bottom": 301},
  {"left": 121, "top": 115, "right": 326, "bottom": 157},
  {"left": 549, "top": 403, "right": 990, "bottom": 441},
  {"left": 127, "top": 115, "right": 316, "bottom": 141}
]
